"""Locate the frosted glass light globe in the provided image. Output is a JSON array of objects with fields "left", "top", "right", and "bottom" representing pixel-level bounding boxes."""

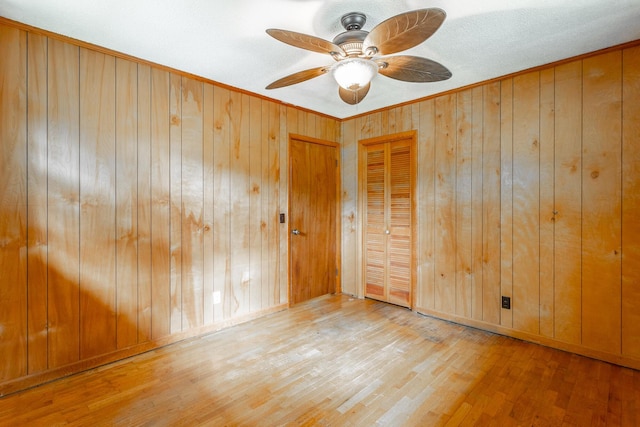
[{"left": 331, "top": 58, "right": 378, "bottom": 90}]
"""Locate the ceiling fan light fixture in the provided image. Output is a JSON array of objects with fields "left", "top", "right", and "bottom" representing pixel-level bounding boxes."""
[{"left": 331, "top": 58, "right": 378, "bottom": 91}]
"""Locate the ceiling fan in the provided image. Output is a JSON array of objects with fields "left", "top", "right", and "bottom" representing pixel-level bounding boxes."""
[{"left": 265, "top": 8, "right": 452, "bottom": 105}]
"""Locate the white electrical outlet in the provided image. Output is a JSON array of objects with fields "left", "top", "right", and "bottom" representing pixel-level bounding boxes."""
[{"left": 213, "top": 291, "right": 221, "bottom": 305}]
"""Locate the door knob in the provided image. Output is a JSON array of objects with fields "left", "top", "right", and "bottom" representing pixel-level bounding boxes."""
[
  {"left": 292, "top": 229, "right": 301, "bottom": 235},
  {"left": 385, "top": 230, "right": 390, "bottom": 234}
]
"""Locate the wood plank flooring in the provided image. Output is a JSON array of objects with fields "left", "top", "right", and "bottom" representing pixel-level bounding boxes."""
[{"left": 1, "top": 295, "right": 639, "bottom": 426}]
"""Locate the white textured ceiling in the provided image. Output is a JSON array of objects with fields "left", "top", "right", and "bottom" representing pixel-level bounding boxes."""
[{"left": 1, "top": 0, "right": 639, "bottom": 119}]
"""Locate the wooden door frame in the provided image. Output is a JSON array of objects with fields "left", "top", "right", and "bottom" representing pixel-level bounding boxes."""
[
  {"left": 287, "top": 134, "right": 342, "bottom": 306},
  {"left": 357, "top": 130, "right": 417, "bottom": 308}
]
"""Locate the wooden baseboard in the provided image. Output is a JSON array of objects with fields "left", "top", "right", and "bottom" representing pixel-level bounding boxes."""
[
  {"left": 414, "top": 305, "right": 640, "bottom": 371},
  {"left": 0, "top": 304, "right": 288, "bottom": 397}
]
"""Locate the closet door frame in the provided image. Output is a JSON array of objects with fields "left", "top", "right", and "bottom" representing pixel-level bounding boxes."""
[{"left": 357, "top": 131, "right": 417, "bottom": 308}]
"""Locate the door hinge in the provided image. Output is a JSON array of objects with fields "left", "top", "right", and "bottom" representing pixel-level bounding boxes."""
[{"left": 335, "top": 268, "right": 339, "bottom": 277}]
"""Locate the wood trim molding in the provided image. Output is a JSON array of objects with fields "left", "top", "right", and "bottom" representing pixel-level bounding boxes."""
[
  {"left": 358, "top": 130, "right": 417, "bottom": 146},
  {"left": 288, "top": 133, "right": 340, "bottom": 148}
]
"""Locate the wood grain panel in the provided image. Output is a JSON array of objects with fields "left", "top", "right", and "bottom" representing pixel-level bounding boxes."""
[
  {"left": 115, "top": 57, "right": 139, "bottom": 349},
  {"left": 341, "top": 119, "right": 357, "bottom": 297},
  {"left": 249, "top": 96, "right": 263, "bottom": 312},
  {"left": 622, "top": 45, "right": 640, "bottom": 358},
  {"left": 309, "top": 142, "right": 337, "bottom": 299},
  {"left": 262, "top": 102, "right": 271, "bottom": 306},
  {"left": 539, "top": 68, "right": 555, "bottom": 338},
  {"left": 482, "top": 82, "right": 501, "bottom": 325},
  {"left": 582, "top": 51, "right": 622, "bottom": 353},
  {"left": 499, "top": 78, "right": 514, "bottom": 328},
  {"left": 290, "top": 139, "right": 310, "bottom": 304},
  {"left": 455, "top": 90, "right": 473, "bottom": 317},
  {"left": 278, "top": 105, "right": 288, "bottom": 305},
  {"left": 79, "top": 48, "right": 117, "bottom": 359},
  {"left": 471, "top": 86, "right": 484, "bottom": 321},
  {"left": 137, "top": 63, "right": 152, "bottom": 343},
  {"left": 0, "top": 25, "right": 27, "bottom": 381},
  {"left": 267, "top": 102, "right": 280, "bottom": 306},
  {"left": 202, "top": 83, "right": 215, "bottom": 325},
  {"left": 169, "top": 73, "right": 183, "bottom": 333},
  {"left": 212, "top": 86, "right": 231, "bottom": 323},
  {"left": 416, "top": 99, "right": 435, "bottom": 310},
  {"left": 512, "top": 72, "right": 540, "bottom": 335},
  {"left": 553, "top": 61, "right": 582, "bottom": 344},
  {"left": 181, "top": 77, "right": 204, "bottom": 329},
  {"left": 150, "top": 67, "right": 171, "bottom": 339},
  {"left": 26, "top": 31, "right": 49, "bottom": 374},
  {"left": 229, "top": 93, "right": 250, "bottom": 315},
  {"left": 47, "top": 38, "right": 81, "bottom": 368},
  {"left": 434, "top": 94, "right": 456, "bottom": 314}
]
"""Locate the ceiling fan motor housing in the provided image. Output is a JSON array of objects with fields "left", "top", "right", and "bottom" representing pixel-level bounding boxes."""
[
  {"left": 334, "top": 12, "right": 369, "bottom": 57},
  {"left": 333, "top": 29, "right": 368, "bottom": 56}
]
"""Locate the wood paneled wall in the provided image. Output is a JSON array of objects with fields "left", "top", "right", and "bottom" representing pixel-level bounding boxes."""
[
  {"left": 341, "top": 44, "right": 640, "bottom": 368},
  {"left": 0, "top": 22, "right": 340, "bottom": 394}
]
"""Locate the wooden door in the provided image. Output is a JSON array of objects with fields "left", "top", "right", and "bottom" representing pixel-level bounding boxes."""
[
  {"left": 289, "top": 137, "right": 337, "bottom": 304},
  {"left": 362, "top": 135, "right": 414, "bottom": 308}
]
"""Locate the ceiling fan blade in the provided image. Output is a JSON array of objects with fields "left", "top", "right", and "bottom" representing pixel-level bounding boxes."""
[
  {"left": 266, "top": 66, "right": 329, "bottom": 89},
  {"left": 266, "top": 29, "right": 346, "bottom": 57},
  {"left": 363, "top": 8, "right": 446, "bottom": 56},
  {"left": 376, "top": 56, "right": 451, "bottom": 82},
  {"left": 338, "top": 83, "right": 370, "bottom": 105}
]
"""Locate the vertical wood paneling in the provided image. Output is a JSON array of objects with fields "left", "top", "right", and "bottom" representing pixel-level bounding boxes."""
[
  {"left": 115, "top": 57, "right": 139, "bottom": 349},
  {"left": 79, "top": 48, "right": 116, "bottom": 359},
  {"left": 137, "top": 63, "right": 152, "bottom": 343},
  {"left": 213, "top": 86, "right": 230, "bottom": 322},
  {"left": 169, "top": 74, "right": 183, "bottom": 333},
  {"left": 262, "top": 102, "right": 271, "bottom": 306},
  {"left": 500, "top": 78, "right": 514, "bottom": 328},
  {"left": 267, "top": 102, "right": 280, "bottom": 306},
  {"left": 455, "top": 90, "right": 473, "bottom": 317},
  {"left": 3, "top": 20, "right": 640, "bottom": 392},
  {"left": 434, "top": 94, "right": 456, "bottom": 314},
  {"left": 622, "top": 46, "right": 640, "bottom": 358},
  {"left": 47, "top": 38, "right": 81, "bottom": 368},
  {"left": 278, "top": 105, "right": 288, "bottom": 305},
  {"left": 202, "top": 83, "right": 215, "bottom": 325},
  {"left": 150, "top": 67, "right": 171, "bottom": 339},
  {"left": 553, "top": 61, "right": 582, "bottom": 344},
  {"left": 229, "top": 93, "right": 251, "bottom": 315},
  {"left": 416, "top": 99, "right": 435, "bottom": 310},
  {"left": 539, "top": 68, "right": 555, "bottom": 338},
  {"left": 249, "top": 96, "right": 263, "bottom": 312},
  {"left": 181, "top": 77, "right": 204, "bottom": 329},
  {"left": 512, "top": 72, "right": 540, "bottom": 334},
  {"left": 26, "top": 32, "right": 49, "bottom": 374},
  {"left": 582, "top": 51, "right": 622, "bottom": 353},
  {"left": 341, "top": 119, "right": 357, "bottom": 297},
  {"left": 0, "top": 25, "right": 27, "bottom": 381},
  {"left": 471, "top": 86, "right": 484, "bottom": 321},
  {"left": 1, "top": 22, "right": 350, "bottom": 393},
  {"left": 482, "top": 82, "right": 501, "bottom": 325}
]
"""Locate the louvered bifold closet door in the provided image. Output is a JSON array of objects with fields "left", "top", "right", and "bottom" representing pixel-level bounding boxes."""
[
  {"left": 364, "top": 145, "right": 386, "bottom": 299},
  {"left": 364, "top": 140, "right": 412, "bottom": 308},
  {"left": 388, "top": 141, "right": 411, "bottom": 307}
]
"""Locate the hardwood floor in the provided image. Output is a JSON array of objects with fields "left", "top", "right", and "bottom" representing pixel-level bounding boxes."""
[{"left": 1, "top": 294, "right": 638, "bottom": 426}]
